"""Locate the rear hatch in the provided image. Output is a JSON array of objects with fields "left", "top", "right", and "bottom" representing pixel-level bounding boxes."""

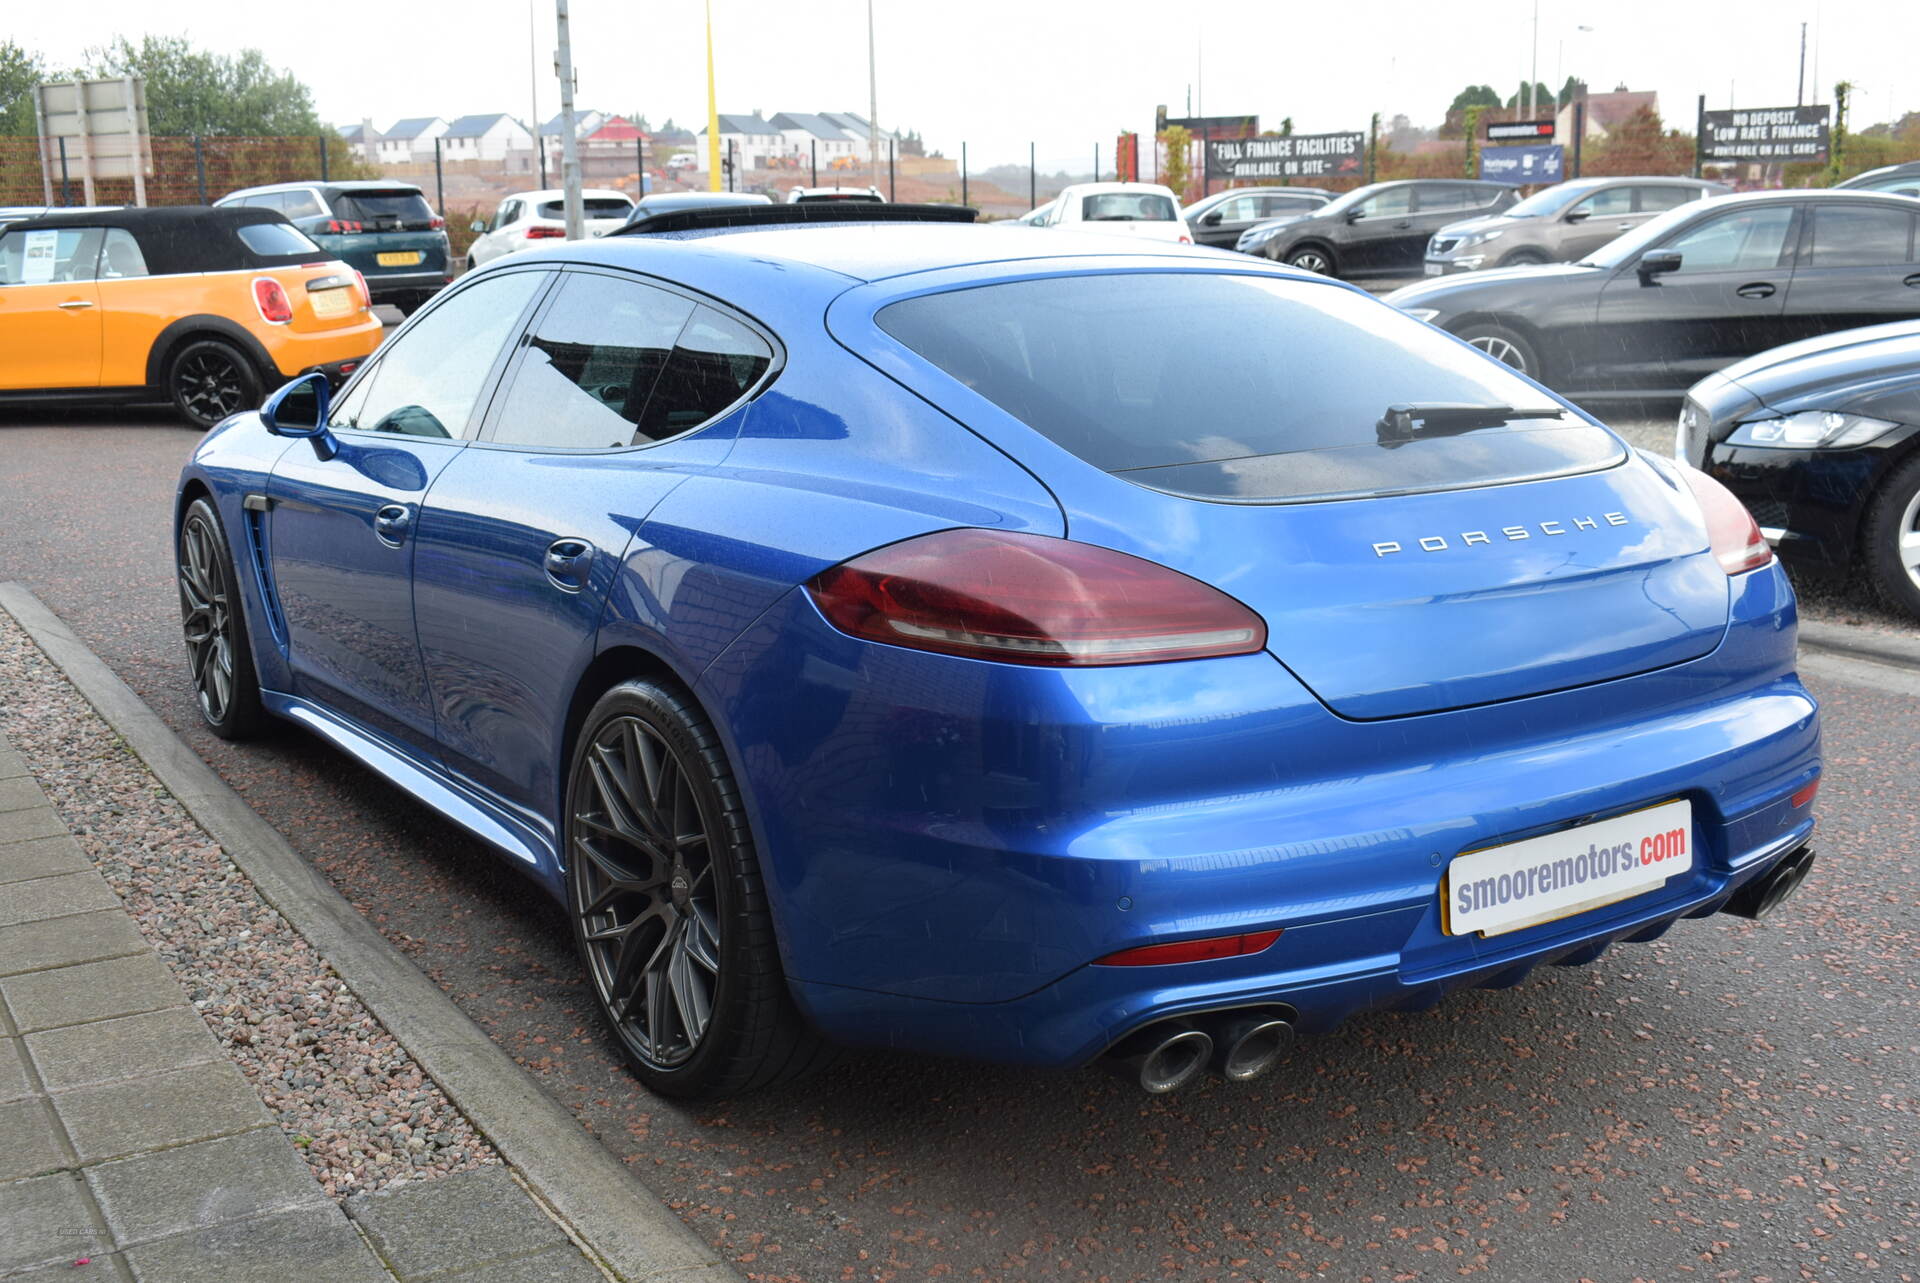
[
  {"left": 309, "top": 188, "right": 448, "bottom": 278},
  {"left": 1079, "top": 191, "right": 1186, "bottom": 242},
  {"left": 860, "top": 267, "right": 1730, "bottom": 719},
  {"left": 534, "top": 196, "right": 636, "bottom": 238}
]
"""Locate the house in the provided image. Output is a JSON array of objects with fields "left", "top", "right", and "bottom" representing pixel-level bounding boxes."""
[
  {"left": 376, "top": 117, "right": 446, "bottom": 164},
  {"left": 540, "top": 109, "right": 609, "bottom": 143},
  {"left": 338, "top": 120, "right": 381, "bottom": 166},
  {"left": 440, "top": 113, "right": 534, "bottom": 162},
  {"left": 694, "top": 114, "right": 782, "bottom": 173},
  {"left": 770, "top": 112, "right": 859, "bottom": 167},
  {"left": 818, "top": 111, "right": 898, "bottom": 155}
]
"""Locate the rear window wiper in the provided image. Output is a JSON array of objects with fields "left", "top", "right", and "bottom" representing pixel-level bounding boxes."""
[{"left": 1375, "top": 403, "right": 1566, "bottom": 447}]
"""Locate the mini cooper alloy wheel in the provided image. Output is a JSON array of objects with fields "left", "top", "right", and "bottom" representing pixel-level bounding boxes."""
[
  {"left": 175, "top": 348, "right": 250, "bottom": 424},
  {"left": 570, "top": 714, "right": 723, "bottom": 1069}
]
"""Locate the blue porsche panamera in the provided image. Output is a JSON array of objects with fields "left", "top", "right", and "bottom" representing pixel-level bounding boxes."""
[{"left": 175, "top": 207, "right": 1821, "bottom": 1098}]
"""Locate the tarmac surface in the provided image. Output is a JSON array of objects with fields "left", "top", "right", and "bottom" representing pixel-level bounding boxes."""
[{"left": 2, "top": 409, "right": 1916, "bottom": 1282}]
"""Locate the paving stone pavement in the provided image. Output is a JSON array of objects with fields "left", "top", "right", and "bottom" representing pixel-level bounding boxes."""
[{"left": 0, "top": 731, "right": 608, "bottom": 1281}]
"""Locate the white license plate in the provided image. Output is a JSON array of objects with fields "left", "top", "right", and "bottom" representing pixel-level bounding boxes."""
[
  {"left": 1443, "top": 799, "right": 1693, "bottom": 937},
  {"left": 308, "top": 287, "right": 352, "bottom": 319},
  {"left": 1424, "top": 263, "right": 1444, "bottom": 276}
]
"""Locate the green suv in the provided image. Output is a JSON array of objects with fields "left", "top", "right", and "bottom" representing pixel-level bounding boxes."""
[{"left": 215, "top": 181, "right": 450, "bottom": 314}]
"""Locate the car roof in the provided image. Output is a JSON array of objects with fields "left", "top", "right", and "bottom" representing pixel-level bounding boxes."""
[
  {"left": 1061, "top": 182, "right": 1177, "bottom": 196},
  {"left": 509, "top": 189, "right": 633, "bottom": 203},
  {"left": 222, "top": 180, "right": 423, "bottom": 198},
  {"left": 2, "top": 205, "right": 326, "bottom": 274},
  {"left": 1697, "top": 188, "right": 1917, "bottom": 206}
]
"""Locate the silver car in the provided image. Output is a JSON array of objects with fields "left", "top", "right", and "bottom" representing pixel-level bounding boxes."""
[{"left": 1424, "top": 176, "right": 1730, "bottom": 274}]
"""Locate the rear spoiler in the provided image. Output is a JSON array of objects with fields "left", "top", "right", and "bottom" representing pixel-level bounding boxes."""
[{"left": 613, "top": 202, "right": 978, "bottom": 237}]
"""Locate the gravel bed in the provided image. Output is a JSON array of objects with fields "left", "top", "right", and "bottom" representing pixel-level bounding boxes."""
[{"left": 0, "top": 612, "right": 499, "bottom": 1198}]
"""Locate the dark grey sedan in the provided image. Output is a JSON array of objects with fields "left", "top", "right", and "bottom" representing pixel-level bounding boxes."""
[
  {"left": 1181, "top": 187, "right": 1331, "bottom": 249},
  {"left": 1386, "top": 189, "right": 1920, "bottom": 398},
  {"left": 1248, "top": 180, "right": 1517, "bottom": 279}
]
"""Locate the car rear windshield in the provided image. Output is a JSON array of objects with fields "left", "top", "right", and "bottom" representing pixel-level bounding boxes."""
[
  {"left": 794, "top": 192, "right": 883, "bottom": 203},
  {"left": 876, "top": 273, "right": 1624, "bottom": 503},
  {"left": 1082, "top": 192, "right": 1177, "bottom": 221},
  {"left": 536, "top": 198, "right": 634, "bottom": 219},
  {"left": 328, "top": 189, "right": 436, "bottom": 228}
]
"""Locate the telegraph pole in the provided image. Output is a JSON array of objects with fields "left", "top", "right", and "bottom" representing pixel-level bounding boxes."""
[
  {"left": 554, "top": 0, "right": 583, "bottom": 239},
  {"left": 1797, "top": 22, "right": 1807, "bottom": 106},
  {"left": 866, "top": 0, "right": 880, "bottom": 182},
  {"left": 529, "top": 0, "right": 544, "bottom": 187},
  {"left": 1527, "top": 0, "right": 1539, "bottom": 118}
]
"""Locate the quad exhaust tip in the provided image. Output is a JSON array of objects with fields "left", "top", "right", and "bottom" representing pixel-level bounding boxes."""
[{"left": 1723, "top": 846, "right": 1815, "bottom": 920}]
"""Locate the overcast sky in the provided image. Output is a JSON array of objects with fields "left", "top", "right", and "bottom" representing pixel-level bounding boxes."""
[{"left": 15, "top": 0, "right": 1918, "bottom": 170}]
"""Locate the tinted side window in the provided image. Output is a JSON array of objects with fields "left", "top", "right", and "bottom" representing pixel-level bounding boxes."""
[
  {"left": 1417, "top": 186, "right": 1478, "bottom": 214},
  {"left": 1806, "top": 205, "right": 1916, "bottom": 267},
  {"left": 489, "top": 273, "right": 694, "bottom": 449},
  {"left": 1357, "top": 187, "right": 1414, "bottom": 217},
  {"left": 1261, "top": 195, "right": 1321, "bottom": 216},
  {"left": 329, "top": 271, "right": 547, "bottom": 439},
  {"left": 1665, "top": 207, "right": 1796, "bottom": 273},
  {"left": 278, "top": 189, "right": 326, "bottom": 221},
  {"left": 634, "top": 307, "right": 774, "bottom": 442},
  {"left": 1636, "top": 185, "right": 1698, "bottom": 213}
]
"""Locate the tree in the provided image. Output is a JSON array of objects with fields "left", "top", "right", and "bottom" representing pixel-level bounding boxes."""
[
  {"left": 1158, "top": 124, "right": 1192, "bottom": 202},
  {"left": 83, "top": 36, "right": 321, "bottom": 136},
  {"left": 1448, "top": 85, "right": 1501, "bottom": 116},
  {"left": 1504, "top": 81, "right": 1556, "bottom": 112},
  {"left": 1, "top": 39, "right": 47, "bottom": 137}
]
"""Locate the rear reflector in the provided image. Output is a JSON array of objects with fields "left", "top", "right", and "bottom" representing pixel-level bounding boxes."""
[
  {"left": 1680, "top": 465, "right": 1773, "bottom": 575},
  {"left": 526, "top": 225, "right": 566, "bottom": 239},
  {"left": 1095, "top": 930, "right": 1283, "bottom": 967},
  {"left": 252, "top": 277, "right": 293, "bottom": 324},
  {"left": 1790, "top": 778, "right": 1819, "bottom": 808},
  {"left": 807, "top": 529, "right": 1266, "bottom": 666}
]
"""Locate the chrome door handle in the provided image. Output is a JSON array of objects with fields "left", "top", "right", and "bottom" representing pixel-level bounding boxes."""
[
  {"left": 543, "top": 538, "right": 595, "bottom": 591},
  {"left": 1735, "top": 282, "right": 1776, "bottom": 300},
  {"left": 1616, "top": 221, "right": 1634, "bottom": 229},
  {"left": 57, "top": 299, "right": 95, "bottom": 310},
  {"left": 373, "top": 504, "right": 412, "bottom": 546},
  {"left": 1904, "top": 272, "right": 1920, "bottom": 288}
]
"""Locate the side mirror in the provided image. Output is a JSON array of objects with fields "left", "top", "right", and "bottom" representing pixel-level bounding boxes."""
[
  {"left": 1636, "top": 249, "right": 1684, "bottom": 283},
  {"left": 261, "top": 373, "right": 338, "bottom": 460},
  {"left": 1345, "top": 209, "right": 1365, "bottom": 223},
  {"left": 469, "top": 218, "right": 488, "bottom": 233},
  {"left": 1201, "top": 209, "right": 1224, "bottom": 226},
  {"left": 1563, "top": 208, "right": 1591, "bottom": 223}
]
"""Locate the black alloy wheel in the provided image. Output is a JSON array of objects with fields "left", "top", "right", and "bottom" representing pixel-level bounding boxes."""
[
  {"left": 1499, "top": 248, "right": 1549, "bottom": 268},
  {"left": 176, "top": 497, "right": 266, "bottom": 739},
  {"left": 169, "top": 338, "right": 261, "bottom": 430},
  {"left": 565, "top": 680, "right": 829, "bottom": 1098}
]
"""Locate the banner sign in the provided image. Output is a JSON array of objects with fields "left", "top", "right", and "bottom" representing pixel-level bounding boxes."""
[
  {"left": 1205, "top": 132, "right": 1364, "bottom": 180},
  {"left": 1699, "top": 106, "right": 1830, "bottom": 164},
  {"left": 1487, "top": 119, "right": 1555, "bottom": 141},
  {"left": 1158, "top": 110, "right": 1259, "bottom": 137},
  {"left": 1480, "top": 143, "right": 1565, "bottom": 184}
]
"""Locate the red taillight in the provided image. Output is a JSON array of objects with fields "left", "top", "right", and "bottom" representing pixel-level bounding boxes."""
[
  {"left": 526, "top": 225, "right": 566, "bottom": 239},
  {"left": 1179, "top": 234, "right": 1193, "bottom": 244},
  {"left": 1095, "top": 929, "right": 1283, "bottom": 967},
  {"left": 351, "top": 270, "right": 370, "bottom": 309},
  {"left": 806, "top": 529, "right": 1266, "bottom": 666},
  {"left": 429, "top": 215, "right": 446, "bottom": 230},
  {"left": 320, "top": 219, "right": 364, "bottom": 234},
  {"left": 338, "top": 361, "right": 360, "bottom": 376},
  {"left": 1680, "top": 465, "right": 1772, "bottom": 575},
  {"left": 1790, "top": 777, "right": 1819, "bottom": 808},
  {"left": 252, "top": 277, "right": 293, "bottom": 324}
]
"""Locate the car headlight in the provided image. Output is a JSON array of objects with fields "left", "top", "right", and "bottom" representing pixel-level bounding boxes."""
[
  {"left": 1239, "top": 226, "right": 1283, "bottom": 247},
  {"left": 1401, "top": 307, "right": 1441, "bottom": 323},
  {"left": 1726, "top": 410, "right": 1897, "bottom": 449},
  {"left": 1674, "top": 403, "right": 1700, "bottom": 461},
  {"left": 1451, "top": 230, "right": 1496, "bottom": 248}
]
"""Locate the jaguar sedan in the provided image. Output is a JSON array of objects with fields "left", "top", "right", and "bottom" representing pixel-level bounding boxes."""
[{"left": 176, "top": 211, "right": 1821, "bottom": 1099}]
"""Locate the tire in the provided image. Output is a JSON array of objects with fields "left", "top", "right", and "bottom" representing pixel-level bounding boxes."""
[
  {"left": 565, "top": 679, "right": 831, "bottom": 1098},
  {"left": 1861, "top": 452, "right": 1920, "bottom": 619},
  {"left": 168, "top": 338, "right": 262, "bottom": 430},
  {"left": 1285, "top": 244, "right": 1337, "bottom": 276},
  {"left": 176, "top": 497, "right": 268, "bottom": 740},
  {"left": 1454, "top": 322, "right": 1543, "bottom": 380},
  {"left": 1498, "top": 249, "right": 1549, "bottom": 268}
]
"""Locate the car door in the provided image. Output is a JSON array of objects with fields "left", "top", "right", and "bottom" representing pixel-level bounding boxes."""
[
  {"left": 0, "top": 224, "right": 104, "bottom": 389},
  {"left": 1589, "top": 202, "right": 1800, "bottom": 393},
  {"left": 1338, "top": 186, "right": 1416, "bottom": 273},
  {"left": 265, "top": 268, "right": 552, "bottom": 749},
  {"left": 1403, "top": 186, "right": 1485, "bottom": 272},
  {"left": 1194, "top": 195, "right": 1254, "bottom": 247},
  {"left": 411, "top": 268, "right": 775, "bottom": 817},
  {"left": 1559, "top": 184, "right": 1639, "bottom": 260},
  {"left": 1777, "top": 202, "right": 1920, "bottom": 345}
]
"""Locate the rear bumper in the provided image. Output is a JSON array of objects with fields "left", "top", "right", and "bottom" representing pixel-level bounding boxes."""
[
  {"left": 704, "top": 564, "right": 1821, "bottom": 1067},
  {"left": 264, "top": 316, "right": 383, "bottom": 381},
  {"left": 361, "top": 271, "right": 447, "bottom": 300}
]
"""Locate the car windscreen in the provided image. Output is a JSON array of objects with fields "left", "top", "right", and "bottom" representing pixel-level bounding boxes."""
[
  {"left": 537, "top": 198, "right": 634, "bottom": 219},
  {"left": 794, "top": 192, "right": 883, "bottom": 203},
  {"left": 1081, "top": 192, "right": 1177, "bottom": 221},
  {"left": 877, "top": 272, "right": 1624, "bottom": 503},
  {"left": 1578, "top": 198, "right": 1714, "bottom": 267},
  {"left": 1503, "top": 183, "right": 1594, "bottom": 218},
  {"left": 328, "top": 189, "right": 436, "bottom": 229}
]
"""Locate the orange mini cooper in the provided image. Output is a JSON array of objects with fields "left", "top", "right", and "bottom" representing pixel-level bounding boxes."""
[{"left": 0, "top": 206, "right": 382, "bottom": 428}]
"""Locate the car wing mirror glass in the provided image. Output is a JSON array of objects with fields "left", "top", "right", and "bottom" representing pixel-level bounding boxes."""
[
  {"left": 470, "top": 219, "right": 488, "bottom": 233},
  {"left": 1201, "top": 210, "right": 1223, "bottom": 225},
  {"left": 1563, "top": 208, "right": 1591, "bottom": 222},
  {"left": 260, "top": 372, "right": 338, "bottom": 459},
  {"left": 1346, "top": 209, "right": 1365, "bottom": 223},
  {"left": 1637, "top": 249, "right": 1683, "bottom": 282}
]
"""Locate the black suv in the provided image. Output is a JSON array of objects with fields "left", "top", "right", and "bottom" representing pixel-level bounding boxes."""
[{"left": 1252, "top": 180, "right": 1517, "bottom": 279}]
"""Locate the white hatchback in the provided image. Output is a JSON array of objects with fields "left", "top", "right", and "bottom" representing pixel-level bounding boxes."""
[
  {"left": 1037, "top": 183, "right": 1192, "bottom": 244},
  {"left": 465, "top": 189, "right": 636, "bottom": 269}
]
